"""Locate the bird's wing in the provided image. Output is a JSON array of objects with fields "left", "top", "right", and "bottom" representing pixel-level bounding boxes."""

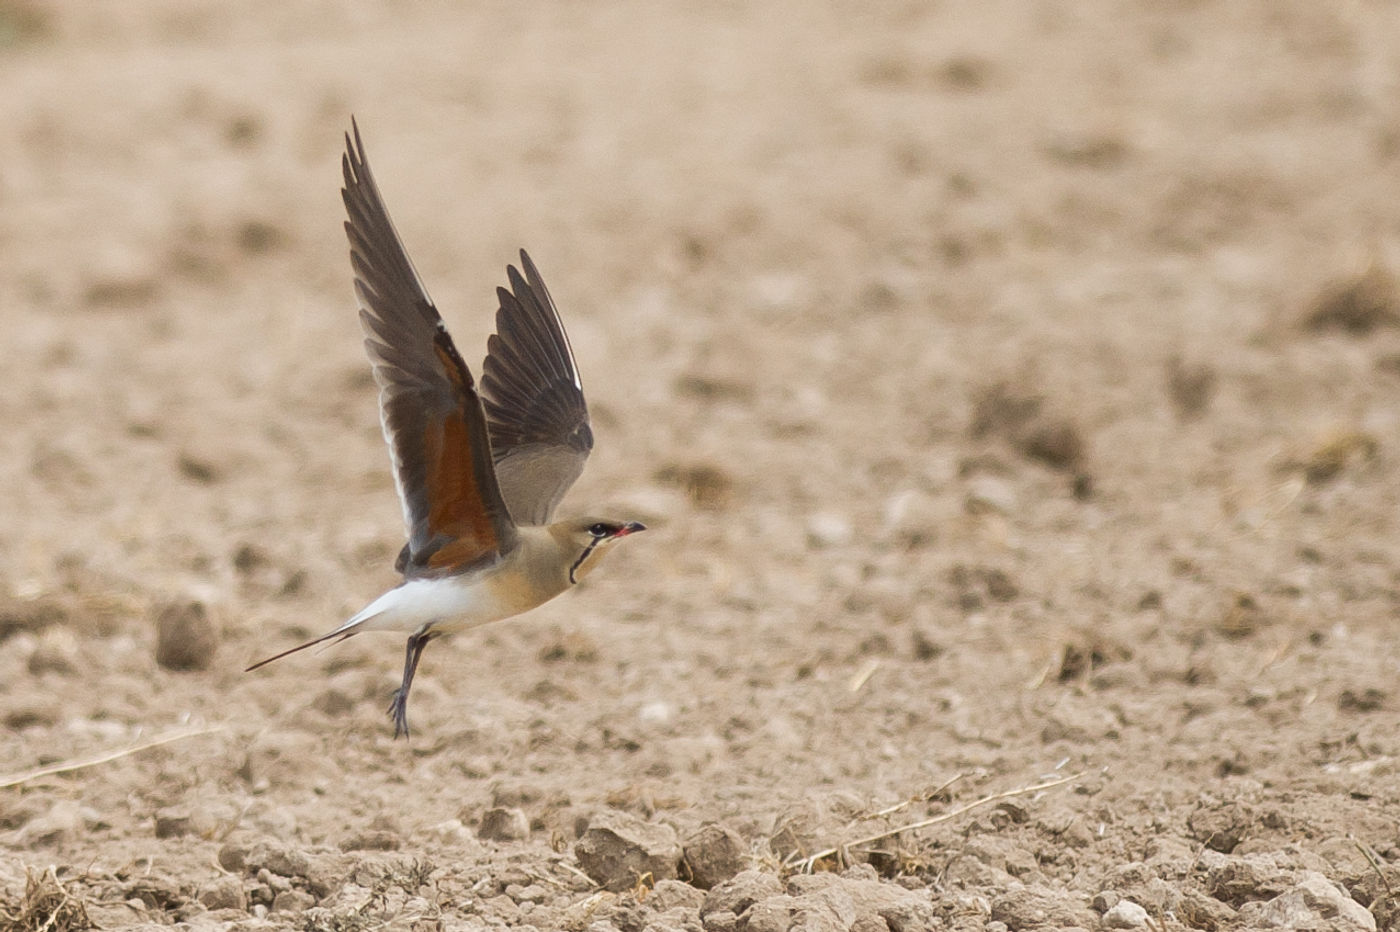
[
  {"left": 479, "top": 251, "right": 594, "bottom": 525},
  {"left": 342, "top": 119, "right": 517, "bottom": 576}
]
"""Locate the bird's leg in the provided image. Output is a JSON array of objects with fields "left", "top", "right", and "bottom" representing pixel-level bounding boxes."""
[{"left": 388, "top": 628, "right": 434, "bottom": 739}]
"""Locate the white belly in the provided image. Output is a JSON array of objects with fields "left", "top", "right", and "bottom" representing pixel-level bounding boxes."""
[{"left": 348, "top": 576, "right": 516, "bottom": 635}]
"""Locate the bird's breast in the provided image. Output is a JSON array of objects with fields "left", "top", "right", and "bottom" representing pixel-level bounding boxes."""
[
  {"left": 367, "top": 533, "right": 572, "bottom": 635},
  {"left": 355, "top": 570, "right": 521, "bottom": 634},
  {"left": 413, "top": 563, "right": 563, "bottom": 635}
]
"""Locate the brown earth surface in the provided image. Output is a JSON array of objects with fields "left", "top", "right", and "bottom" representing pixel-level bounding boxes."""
[{"left": 4, "top": 2, "right": 1400, "bottom": 930}]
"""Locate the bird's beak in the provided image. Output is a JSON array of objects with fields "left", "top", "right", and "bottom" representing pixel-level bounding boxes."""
[{"left": 616, "top": 521, "right": 646, "bottom": 537}]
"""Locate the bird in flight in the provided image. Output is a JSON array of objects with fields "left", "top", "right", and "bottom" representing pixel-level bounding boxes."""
[{"left": 247, "top": 120, "right": 645, "bottom": 737}]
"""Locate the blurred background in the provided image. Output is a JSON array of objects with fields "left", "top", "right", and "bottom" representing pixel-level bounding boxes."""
[{"left": 3, "top": 1, "right": 1400, "bottom": 928}]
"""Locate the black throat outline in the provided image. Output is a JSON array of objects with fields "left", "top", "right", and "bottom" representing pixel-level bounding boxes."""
[{"left": 569, "top": 538, "right": 601, "bottom": 584}]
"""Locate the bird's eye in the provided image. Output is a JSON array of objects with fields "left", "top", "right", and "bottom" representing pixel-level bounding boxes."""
[{"left": 587, "top": 523, "right": 611, "bottom": 538}]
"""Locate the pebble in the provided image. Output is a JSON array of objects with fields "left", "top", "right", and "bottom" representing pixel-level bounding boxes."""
[
  {"left": 341, "top": 829, "right": 400, "bottom": 851},
  {"left": 1091, "top": 890, "right": 1119, "bottom": 912},
  {"left": 1241, "top": 871, "right": 1376, "bottom": 931},
  {"left": 271, "top": 889, "right": 316, "bottom": 913},
  {"left": 649, "top": 878, "right": 706, "bottom": 911},
  {"left": 506, "top": 883, "right": 549, "bottom": 904},
  {"left": 1102, "top": 899, "right": 1149, "bottom": 928},
  {"left": 198, "top": 876, "right": 247, "bottom": 911},
  {"left": 153, "top": 807, "right": 195, "bottom": 839},
  {"left": 217, "top": 842, "right": 248, "bottom": 873},
  {"left": 682, "top": 822, "right": 748, "bottom": 889},
  {"left": 425, "top": 818, "right": 476, "bottom": 846},
  {"left": 81, "top": 245, "right": 160, "bottom": 309},
  {"left": 4, "top": 696, "right": 59, "bottom": 730},
  {"left": 699, "top": 870, "right": 785, "bottom": 923},
  {"left": 303, "top": 859, "right": 342, "bottom": 899},
  {"left": 964, "top": 475, "right": 1017, "bottom": 515},
  {"left": 478, "top": 807, "right": 530, "bottom": 842},
  {"left": 882, "top": 489, "right": 942, "bottom": 548},
  {"left": 1187, "top": 799, "right": 1253, "bottom": 853},
  {"left": 910, "top": 616, "right": 946, "bottom": 662},
  {"left": 574, "top": 810, "right": 681, "bottom": 891},
  {"left": 26, "top": 628, "right": 79, "bottom": 675},
  {"left": 1204, "top": 851, "right": 1293, "bottom": 906},
  {"left": 154, "top": 599, "right": 217, "bottom": 671},
  {"left": 0, "top": 593, "right": 70, "bottom": 641},
  {"left": 806, "top": 512, "right": 853, "bottom": 549},
  {"left": 637, "top": 700, "right": 675, "bottom": 727},
  {"left": 241, "top": 839, "right": 311, "bottom": 879}
]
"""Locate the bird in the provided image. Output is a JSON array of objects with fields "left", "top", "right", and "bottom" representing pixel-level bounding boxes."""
[{"left": 247, "top": 120, "right": 645, "bottom": 738}]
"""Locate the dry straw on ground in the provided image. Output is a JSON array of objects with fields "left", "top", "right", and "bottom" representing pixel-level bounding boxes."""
[
  {"left": 0, "top": 867, "right": 90, "bottom": 932},
  {"left": 789, "top": 770, "right": 1085, "bottom": 873}
]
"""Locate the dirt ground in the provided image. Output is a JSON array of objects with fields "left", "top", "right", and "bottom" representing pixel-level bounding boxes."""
[{"left": 3, "top": 2, "right": 1400, "bottom": 930}]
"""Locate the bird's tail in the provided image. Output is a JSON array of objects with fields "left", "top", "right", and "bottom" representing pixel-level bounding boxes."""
[
  {"left": 244, "top": 607, "right": 382, "bottom": 672},
  {"left": 244, "top": 629, "right": 356, "bottom": 672}
]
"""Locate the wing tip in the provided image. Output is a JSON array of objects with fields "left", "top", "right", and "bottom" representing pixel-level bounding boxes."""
[
  {"left": 343, "top": 116, "right": 371, "bottom": 192},
  {"left": 348, "top": 115, "right": 364, "bottom": 160}
]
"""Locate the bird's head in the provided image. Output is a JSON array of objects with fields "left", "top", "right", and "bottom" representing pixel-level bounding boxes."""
[{"left": 554, "top": 518, "right": 646, "bottom": 584}]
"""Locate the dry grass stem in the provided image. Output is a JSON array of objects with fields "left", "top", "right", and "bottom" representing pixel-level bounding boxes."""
[
  {"left": 792, "top": 770, "right": 1086, "bottom": 872},
  {"left": 847, "top": 659, "right": 881, "bottom": 693},
  {"left": 1352, "top": 835, "right": 1394, "bottom": 898},
  {"left": 0, "top": 725, "right": 221, "bottom": 789},
  {"left": 866, "top": 773, "right": 969, "bottom": 820},
  {"left": 0, "top": 866, "right": 91, "bottom": 932}
]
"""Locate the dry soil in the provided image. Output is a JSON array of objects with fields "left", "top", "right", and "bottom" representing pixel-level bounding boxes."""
[{"left": 3, "top": 3, "right": 1400, "bottom": 931}]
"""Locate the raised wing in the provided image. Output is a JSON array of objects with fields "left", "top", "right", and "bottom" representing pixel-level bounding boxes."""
[
  {"left": 480, "top": 251, "right": 594, "bottom": 525},
  {"left": 341, "top": 119, "right": 517, "bottom": 576}
]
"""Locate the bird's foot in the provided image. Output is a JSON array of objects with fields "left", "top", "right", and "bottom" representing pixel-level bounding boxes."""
[
  {"left": 387, "top": 629, "right": 433, "bottom": 740},
  {"left": 387, "top": 688, "right": 411, "bottom": 739}
]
